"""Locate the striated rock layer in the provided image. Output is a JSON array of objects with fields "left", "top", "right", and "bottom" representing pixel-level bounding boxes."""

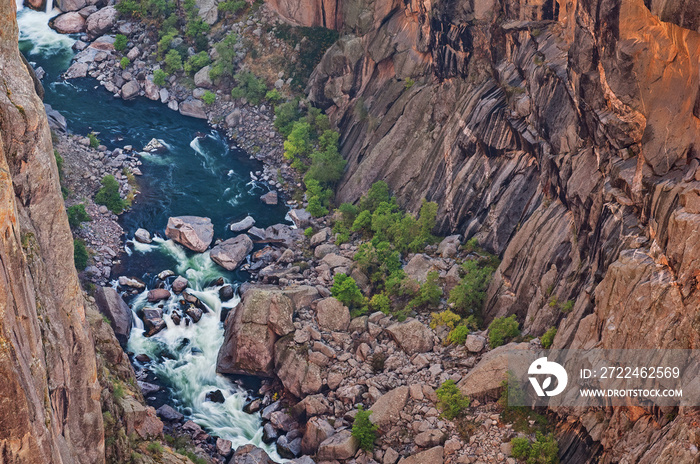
[
  {"left": 0, "top": 4, "right": 103, "bottom": 463},
  {"left": 265, "top": 0, "right": 700, "bottom": 460}
]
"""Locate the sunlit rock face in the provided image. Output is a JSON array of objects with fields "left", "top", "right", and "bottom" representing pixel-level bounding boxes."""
[
  {"left": 267, "top": 0, "right": 700, "bottom": 460},
  {"left": 0, "top": 3, "right": 103, "bottom": 463}
]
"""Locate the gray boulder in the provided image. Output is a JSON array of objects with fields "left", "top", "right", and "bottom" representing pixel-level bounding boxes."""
[
  {"left": 230, "top": 215, "right": 255, "bottom": 232},
  {"left": 210, "top": 235, "right": 254, "bottom": 271},
  {"left": 179, "top": 98, "right": 207, "bottom": 119},
  {"left": 261, "top": 191, "right": 278, "bottom": 205},
  {"left": 94, "top": 286, "right": 133, "bottom": 346},
  {"left": 194, "top": 65, "right": 213, "bottom": 88},
  {"left": 165, "top": 216, "right": 214, "bottom": 252},
  {"left": 121, "top": 80, "right": 140, "bottom": 100},
  {"left": 386, "top": 318, "right": 435, "bottom": 354},
  {"left": 85, "top": 6, "right": 117, "bottom": 39},
  {"left": 51, "top": 12, "right": 85, "bottom": 33}
]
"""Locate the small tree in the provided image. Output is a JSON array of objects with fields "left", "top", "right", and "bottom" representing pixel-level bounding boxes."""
[
  {"left": 435, "top": 379, "right": 470, "bottom": 419},
  {"left": 488, "top": 315, "right": 520, "bottom": 348},
  {"left": 153, "top": 69, "right": 168, "bottom": 86},
  {"left": 164, "top": 49, "right": 183, "bottom": 74},
  {"left": 67, "top": 204, "right": 91, "bottom": 229},
  {"left": 95, "top": 175, "right": 126, "bottom": 214},
  {"left": 351, "top": 406, "right": 378, "bottom": 452},
  {"left": 541, "top": 327, "right": 557, "bottom": 349},
  {"left": 202, "top": 90, "right": 216, "bottom": 105},
  {"left": 114, "top": 34, "right": 128, "bottom": 51},
  {"left": 120, "top": 56, "right": 130, "bottom": 69},
  {"left": 331, "top": 273, "right": 367, "bottom": 312},
  {"left": 74, "top": 239, "right": 88, "bottom": 270},
  {"left": 88, "top": 132, "right": 100, "bottom": 148}
]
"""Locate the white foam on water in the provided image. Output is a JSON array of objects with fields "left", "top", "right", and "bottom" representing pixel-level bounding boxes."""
[
  {"left": 125, "top": 240, "right": 285, "bottom": 461},
  {"left": 17, "top": 7, "right": 75, "bottom": 56}
]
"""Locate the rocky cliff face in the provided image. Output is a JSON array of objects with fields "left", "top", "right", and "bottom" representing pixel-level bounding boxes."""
[
  {"left": 268, "top": 0, "right": 700, "bottom": 460},
  {"left": 0, "top": 3, "right": 104, "bottom": 463}
]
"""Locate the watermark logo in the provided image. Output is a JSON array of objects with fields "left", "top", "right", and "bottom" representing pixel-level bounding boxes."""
[{"left": 528, "top": 357, "right": 568, "bottom": 397}]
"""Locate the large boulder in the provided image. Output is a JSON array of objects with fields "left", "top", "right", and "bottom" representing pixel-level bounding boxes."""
[
  {"left": 194, "top": 65, "right": 213, "bottom": 88},
  {"left": 398, "top": 446, "right": 444, "bottom": 464},
  {"left": 57, "top": 0, "right": 87, "bottom": 11},
  {"left": 288, "top": 209, "right": 312, "bottom": 228},
  {"left": 118, "top": 396, "right": 163, "bottom": 439},
  {"left": 94, "top": 286, "right": 133, "bottom": 346},
  {"left": 195, "top": 0, "right": 218, "bottom": 24},
  {"left": 274, "top": 334, "right": 323, "bottom": 398},
  {"left": 121, "top": 80, "right": 140, "bottom": 100},
  {"left": 51, "top": 12, "right": 86, "bottom": 33},
  {"left": 229, "top": 444, "right": 274, "bottom": 464},
  {"left": 65, "top": 61, "right": 88, "bottom": 79},
  {"left": 386, "top": 318, "right": 435, "bottom": 354},
  {"left": 316, "top": 430, "right": 359, "bottom": 461},
  {"left": 369, "top": 386, "right": 409, "bottom": 429},
  {"left": 85, "top": 6, "right": 117, "bottom": 39},
  {"left": 230, "top": 215, "right": 255, "bottom": 232},
  {"left": 165, "top": 216, "right": 214, "bottom": 252},
  {"left": 315, "top": 297, "right": 350, "bottom": 332},
  {"left": 301, "top": 417, "right": 335, "bottom": 455},
  {"left": 179, "top": 98, "right": 207, "bottom": 119},
  {"left": 217, "top": 286, "right": 295, "bottom": 377},
  {"left": 403, "top": 253, "right": 436, "bottom": 283},
  {"left": 457, "top": 343, "right": 529, "bottom": 399},
  {"left": 210, "top": 235, "right": 254, "bottom": 271}
]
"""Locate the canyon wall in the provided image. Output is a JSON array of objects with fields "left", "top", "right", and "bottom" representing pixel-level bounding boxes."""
[
  {"left": 0, "top": 3, "right": 104, "bottom": 463},
  {"left": 268, "top": 0, "right": 700, "bottom": 460}
]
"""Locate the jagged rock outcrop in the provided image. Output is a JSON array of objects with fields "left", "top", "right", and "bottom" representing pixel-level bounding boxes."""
[
  {"left": 293, "top": 0, "right": 700, "bottom": 460},
  {"left": 0, "top": 2, "right": 103, "bottom": 461}
]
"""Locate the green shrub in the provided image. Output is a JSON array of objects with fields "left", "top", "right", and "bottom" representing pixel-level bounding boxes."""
[
  {"left": 404, "top": 77, "right": 415, "bottom": 89},
  {"left": 74, "top": 239, "right": 88, "bottom": 271},
  {"left": 95, "top": 175, "right": 126, "bottom": 214},
  {"left": 67, "top": 204, "right": 91, "bottom": 229},
  {"left": 541, "top": 327, "right": 556, "bottom": 349},
  {"left": 305, "top": 178, "right": 332, "bottom": 218},
  {"left": 112, "top": 381, "right": 124, "bottom": 400},
  {"left": 305, "top": 130, "right": 346, "bottom": 186},
  {"left": 184, "top": 51, "right": 210, "bottom": 75},
  {"left": 218, "top": 0, "right": 246, "bottom": 12},
  {"left": 304, "top": 227, "right": 314, "bottom": 238},
  {"left": 560, "top": 300, "right": 574, "bottom": 313},
  {"left": 231, "top": 70, "right": 267, "bottom": 105},
  {"left": 448, "top": 259, "right": 497, "bottom": 317},
  {"left": 511, "top": 437, "right": 531, "bottom": 459},
  {"left": 436, "top": 379, "right": 470, "bottom": 419},
  {"left": 331, "top": 273, "right": 367, "bottom": 313},
  {"left": 88, "top": 132, "right": 100, "bottom": 148},
  {"left": 120, "top": 56, "right": 130, "bottom": 69},
  {"left": 114, "top": 34, "right": 128, "bottom": 51},
  {"left": 146, "top": 441, "right": 163, "bottom": 456},
  {"left": 351, "top": 209, "right": 372, "bottom": 233},
  {"left": 351, "top": 406, "right": 378, "bottom": 452},
  {"left": 283, "top": 121, "right": 312, "bottom": 166},
  {"left": 115, "top": 0, "right": 141, "bottom": 17},
  {"left": 202, "top": 90, "right": 216, "bottom": 105},
  {"left": 157, "top": 29, "right": 177, "bottom": 57},
  {"left": 266, "top": 89, "right": 283, "bottom": 103},
  {"left": 209, "top": 33, "right": 237, "bottom": 80},
  {"left": 153, "top": 69, "right": 168, "bottom": 86},
  {"left": 369, "top": 292, "right": 391, "bottom": 314},
  {"left": 447, "top": 324, "right": 470, "bottom": 345},
  {"left": 488, "top": 315, "right": 520, "bottom": 348},
  {"left": 54, "top": 150, "right": 64, "bottom": 180},
  {"left": 164, "top": 49, "right": 183, "bottom": 74},
  {"left": 360, "top": 181, "right": 390, "bottom": 212},
  {"left": 338, "top": 202, "right": 359, "bottom": 228},
  {"left": 274, "top": 100, "right": 301, "bottom": 137},
  {"left": 335, "top": 227, "right": 350, "bottom": 244},
  {"left": 430, "top": 309, "right": 461, "bottom": 330},
  {"left": 406, "top": 270, "right": 442, "bottom": 311}
]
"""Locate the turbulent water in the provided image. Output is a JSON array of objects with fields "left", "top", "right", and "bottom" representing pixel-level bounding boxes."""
[{"left": 17, "top": 7, "right": 287, "bottom": 460}]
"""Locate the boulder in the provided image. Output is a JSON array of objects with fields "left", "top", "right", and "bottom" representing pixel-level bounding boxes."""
[
  {"left": 144, "top": 79, "right": 159, "bottom": 100},
  {"left": 147, "top": 288, "right": 171, "bottom": 302},
  {"left": 118, "top": 275, "right": 145, "bottom": 289},
  {"left": 143, "top": 138, "right": 167, "bottom": 153},
  {"left": 230, "top": 215, "right": 255, "bottom": 232},
  {"left": 301, "top": 417, "right": 334, "bottom": 455},
  {"left": 315, "top": 297, "right": 350, "bottom": 332},
  {"left": 165, "top": 216, "right": 214, "bottom": 252},
  {"left": 276, "top": 435, "right": 302, "bottom": 458},
  {"left": 457, "top": 343, "right": 529, "bottom": 399},
  {"left": 195, "top": 0, "right": 218, "bottom": 24},
  {"left": 206, "top": 389, "right": 225, "bottom": 403},
  {"left": 143, "top": 308, "right": 166, "bottom": 336},
  {"left": 288, "top": 209, "right": 312, "bottom": 228},
  {"left": 398, "top": 446, "right": 444, "bottom": 464},
  {"left": 185, "top": 305, "right": 203, "bottom": 323},
  {"left": 194, "top": 65, "right": 213, "bottom": 88},
  {"left": 179, "top": 98, "right": 207, "bottom": 119},
  {"left": 44, "top": 104, "right": 67, "bottom": 132},
  {"left": 64, "top": 61, "right": 88, "bottom": 79},
  {"left": 414, "top": 430, "right": 446, "bottom": 448},
  {"left": 310, "top": 228, "right": 329, "bottom": 247},
  {"left": 261, "top": 191, "right": 278, "bottom": 205},
  {"left": 119, "top": 397, "right": 163, "bottom": 439},
  {"left": 94, "top": 286, "right": 133, "bottom": 346},
  {"left": 51, "top": 12, "right": 85, "bottom": 33},
  {"left": 403, "top": 253, "right": 436, "bottom": 283},
  {"left": 216, "top": 438, "right": 232, "bottom": 457},
  {"left": 437, "top": 235, "right": 461, "bottom": 258},
  {"left": 465, "top": 334, "right": 486, "bottom": 352},
  {"left": 369, "top": 386, "right": 409, "bottom": 429},
  {"left": 172, "top": 276, "right": 188, "bottom": 293},
  {"left": 316, "top": 430, "right": 359, "bottom": 461},
  {"left": 217, "top": 286, "right": 295, "bottom": 377},
  {"left": 321, "top": 253, "right": 353, "bottom": 269},
  {"left": 210, "top": 235, "right": 254, "bottom": 271},
  {"left": 85, "top": 6, "right": 117, "bottom": 39},
  {"left": 280, "top": 285, "right": 321, "bottom": 309},
  {"left": 121, "top": 80, "right": 140, "bottom": 100},
  {"left": 156, "top": 404, "right": 184, "bottom": 422},
  {"left": 314, "top": 243, "right": 337, "bottom": 259},
  {"left": 386, "top": 319, "right": 434, "bottom": 354},
  {"left": 134, "top": 228, "right": 152, "bottom": 243},
  {"left": 219, "top": 284, "right": 234, "bottom": 301},
  {"left": 139, "top": 382, "right": 160, "bottom": 396},
  {"left": 225, "top": 108, "right": 242, "bottom": 127},
  {"left": 274, "top": 334, "right": 323, "bottom": 398},
  {"left": 57, "top": 0, "right": 87, "bottom": 11},
  {"left": 229, "top": 444, "right": 274, "bottom": 464}
]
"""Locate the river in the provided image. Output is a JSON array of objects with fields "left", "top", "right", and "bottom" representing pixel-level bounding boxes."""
[{"left": 17, "top": 5, "right": 288, "bottom": 460}]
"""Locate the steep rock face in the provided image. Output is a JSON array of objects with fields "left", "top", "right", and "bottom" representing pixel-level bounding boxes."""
[
  {"left": 0, "top": 4, "right": 103, "bottom": 463},
  {"left": 296, "top": 0, "right": 700, "bottom": 460}
]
